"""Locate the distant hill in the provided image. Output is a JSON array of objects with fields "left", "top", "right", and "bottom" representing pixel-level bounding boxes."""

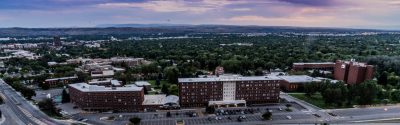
[
  {"left": 96, "top": 23, "right": 192, "bottom": 28},
  {"left": 0, "top": 25, "right": 391, "bottom": 37}
]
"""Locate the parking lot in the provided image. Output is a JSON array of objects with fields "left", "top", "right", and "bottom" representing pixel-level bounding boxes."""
[
  {"left": 183, "top": 113, "right": 315, "bottom": 125},
  {"left": 72, "top": 100, "right": 311, "bottom": 125},
  {"left": 140, "top": 119, "right": 176, "bottom": 125}
]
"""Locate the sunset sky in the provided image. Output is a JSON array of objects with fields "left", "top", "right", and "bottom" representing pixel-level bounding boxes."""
[{"left": 0, "top": 0, "right": 399, "bottom": 29}]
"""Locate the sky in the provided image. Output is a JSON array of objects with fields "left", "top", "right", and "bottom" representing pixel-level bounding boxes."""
[{"left": 0, "top": 0, "right": 399, "bottom": 29}]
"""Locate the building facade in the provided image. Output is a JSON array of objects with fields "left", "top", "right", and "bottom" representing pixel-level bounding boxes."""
[
  {"left": 45, "top": 76, "right": 77, "bottom": 88},
  {"left": 68, "top": 83, "right": 144, "bottom": 112},
  {"left": 334, "top": 60, "right": 374, "bottom": 84},
  {"left": 293, "top": 60, "right": 374, "bottom": 84},
  {"left": 178, "top": 75, "right": 281, "bottom": 107},
  {"left": 278, "top": 75, "right": 322, "bottom": 91},
  {"left": 292, "top": 62, "right": 335, "bottom": 71}
]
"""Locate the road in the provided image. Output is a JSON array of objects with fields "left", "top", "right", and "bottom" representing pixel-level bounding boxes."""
[{"left": 0, "top": 79, "right": 67, "bottom": 125}]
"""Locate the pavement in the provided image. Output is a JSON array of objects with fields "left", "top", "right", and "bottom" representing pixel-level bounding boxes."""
[
  {"left": 70, "top": 92, "right": 400, "bottom": 125},
  {"left": 0, "top": 79, "right": 68, "bottom": 125}
]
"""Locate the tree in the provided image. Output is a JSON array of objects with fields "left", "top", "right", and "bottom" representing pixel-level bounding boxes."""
[
  {"left": 76, "top": 71, "right": 90, "bottom": 82},
  {"left": 355, "top": 80, "right": 379, "bottom": 105},
  {"left": 321, "top": 82, "right": 348, "bottom": 106},
  {"left": 169, "top": 84, "right": 179, "bottom": 95},
  {"left": 155, "top": 79, "right": 161, "bottom": 87},
  {"left": 129, "top": 117, "right": 141, "bottom": 125},
  {"left": 254, "top": 68, "right": 264, "bottom": 76},
  {"left": 161, "top": 84, "right": 169, "bottom": 95},
  {"left": 304, "top": 82, "right": 319, "bottom": 96},
  {"left": 143, "top": 86, "right": 149, "bottom": 94},
  {"left": 164, "top": 66, "right": 179, "bottom": 84},
  {"left": 38, "top": 99, "right": 61, "bottom": 117},
  {"left": 378, "top": 71, "right": 388, "bottom": 85},
  {"left": 262, "top": 111, "right": 272, "bottom": 120},
  {"left": 61, "top": 89, "right": 70, "bottom": 103},
  {"left": 285, "top": 104, "right": 292, "bottom": 108},
  {"left": 391, "top": 90, "right": 400, "bottom": 102},
  {"left": 205, "top": 106, "right": 215, "bottom": 114},
  {"left": 21, "top": 87, "right": 36, "bottom": 100},
  {"left": 38, "top": 82, "right": 50, "bottom": 90}
]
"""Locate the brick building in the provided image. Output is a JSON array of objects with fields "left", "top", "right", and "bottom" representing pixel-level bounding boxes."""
[
  {"left": 334, "top": 60, "right": 374, "bottom": 84},
  {"left": 278, "top": 75, "right": 321, "bottom": 91},
  {"left": 292, "top": 62, "right": 335, "bottom": 71},
  {"left": 68, "top": 83, "right": 144, "bottom": 112},
  {"left": 178, "top": 75, "right": 281, "bottom": 107},
  {"left": 44, "top": 76, "right": 77, "bottom": 88}
]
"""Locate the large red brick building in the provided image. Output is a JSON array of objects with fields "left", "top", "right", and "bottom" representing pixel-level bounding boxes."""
[
  {"left": 334, "top": 60, "right": 374, "bottom": 84},
  {"left": 292, "top": 60, "right": 374, "bottom": 84},
  {"left": 178, "top": 75, "right": 282, "bottom": 107},
  {"left": 69, "top": 83, "right": 144, "bottom": 112}
]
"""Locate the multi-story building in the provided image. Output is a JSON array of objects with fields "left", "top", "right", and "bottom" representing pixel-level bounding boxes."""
[
  {"left": 53, "top": 36, "right": 62, "bottom": 46},
  {"left": 45, "top": 76, "right": 78, "bottom": 88},
  {"left": 68, "top": 83, "right": 144, "bottom": 112},
  {"left": 293, "top": 60, "right": 374, "bottom": 84},
  {"left": 178, "top": 75, "right": 281, "bottom": 107},
  {"left": 292, "top": 62, "right": 335, "bottom": 71},
  {"left": 334, "top": 60, "right": 374, "bottom": 84}
]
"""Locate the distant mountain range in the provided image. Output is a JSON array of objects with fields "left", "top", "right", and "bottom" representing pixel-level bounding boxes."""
[
  {"left": 0, "top": 24, "right": 396, "bottom": 37},
  {"left": 96, "top": 23, "right": 192, "bottom": 28}
]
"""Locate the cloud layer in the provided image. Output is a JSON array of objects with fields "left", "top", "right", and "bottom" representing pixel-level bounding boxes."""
[{"left": 0, "top": 0, "right": 399, "bottom": 29}]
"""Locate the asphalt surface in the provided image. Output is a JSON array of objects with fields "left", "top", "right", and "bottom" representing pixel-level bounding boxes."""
[
  {"left": 72, "top": 92, "right": 400, "bottom": 125},
  {"left": 0, "top": 79, "right": 67, "bottom": 125}
]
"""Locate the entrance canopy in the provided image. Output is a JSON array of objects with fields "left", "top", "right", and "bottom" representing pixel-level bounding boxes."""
[{"left": 208, "top": 100, "right": 246, "bottom": 107}]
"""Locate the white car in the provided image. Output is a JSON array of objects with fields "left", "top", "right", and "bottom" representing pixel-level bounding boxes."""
[{"left": 286, "top": 116, "right": 292, "bottom": 119}]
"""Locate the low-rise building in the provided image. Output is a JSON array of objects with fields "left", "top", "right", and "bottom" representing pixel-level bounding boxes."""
[
  {"left": 110, "top": 57, "right": 146, "bottom": 67},
  {"left": 278, "top": 75, "right": 321, "bottom": 91},
  {"left": 44, "top": 76, "right": 78, "bottom": 88},
  {"left": 134, "top": 81, "right": 151, "bottom": 91},
  {"left": 88, "top": 79, "right": 122, "bottom": 87},
  {"left": 142, "top": 95, "right": 180, "bottom": 111},
  {"left": 292, "top": 62, "right": 335, "bottom": 71},
  {"left": 68, "top": 83, "right": 144, "bottom": 112}
]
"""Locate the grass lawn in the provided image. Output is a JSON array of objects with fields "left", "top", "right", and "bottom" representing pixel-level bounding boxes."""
[
  {"left": 288, "top": 93, "right": 342, "bottom": 109},
  {"left": 147, "top": 80, "right": 170, "bottom": 88}
]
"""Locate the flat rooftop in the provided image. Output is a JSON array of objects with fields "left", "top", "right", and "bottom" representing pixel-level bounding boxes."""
[
  {"left": 69, "top": 83, "right": 142, "bottom": 92},
  {"left": 135, "top": 81, "right": 151, "bottom": 86},
  {"left": 278, "top": 75, "right": 321, "bottom": 83},
  {"left": 45, "top": 76, "right": 77, "bottom": 81},
  {"left": 179, "top": 74, "right": 282, "bottom": 83},
  {"left": 143, "top": 94, "right": 166, "bottom": 105}
]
